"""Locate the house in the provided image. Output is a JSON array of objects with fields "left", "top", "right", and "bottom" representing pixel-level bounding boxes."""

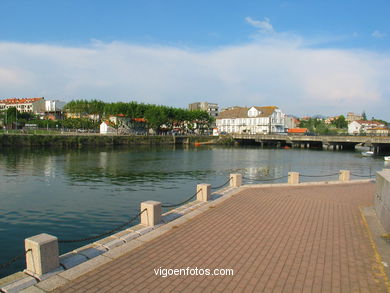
[
  {"left": 365, "top": 127, "right": 390, "bottom": 136},
  {"left": 215, "top": 106, "right": 285, "bottom": 134},
  {"left": 348, "top": 120, "right": 386, "bottom": 135},
  {"left": 346, "top": 112, "right": 363, "bottom": 123},
  {"left": 100, "top": 121, "right": 116, "bottom": 134},
  {"left": 107, "top": 115, "right": 147, "bottom": 135},
  {"left": 117, "top": 118, "right": 147, "bottom": 135},
  {"left": 324, "top": 116, "right": 340, "bottom": 125},
  {"left": 65, "top": 113, "right": 101, "bottom": 121},
  {"left": 0, "top": 97, "right": 45, "bottom": 114},
  {"left": 284, "top": 116, "right": 298, "bottom": 130}
]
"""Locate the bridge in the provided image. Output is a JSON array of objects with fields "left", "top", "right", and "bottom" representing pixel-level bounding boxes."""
[{"left": 232, "top": 134, "right": 390, "bottom": 154}]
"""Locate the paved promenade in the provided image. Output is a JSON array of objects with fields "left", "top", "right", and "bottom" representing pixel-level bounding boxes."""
[{"left": 54, "top": 182, "right": 388, "bottom": 293}]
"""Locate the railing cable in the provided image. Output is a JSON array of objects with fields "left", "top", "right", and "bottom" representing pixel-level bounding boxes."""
[
  {"left": 243, "top": 175, "right": 288, "bottom": 182},
  {"left": 351, "top": 173, "right": 375, "bottom": 178},
  {"left": 0, "top": 249, "right": 31, "bottom": 272},
  {"left": 59, "top": 209, "right": 146, "bottom": 244},
  {"left": 300, "top": 172, "right": 340, "bottom": 178},
  {"left": 211, "top": 177, "right": 232, "bottom": 190},
  {"left": 161, "top": 189, "right": 202, "bottom": 208}
]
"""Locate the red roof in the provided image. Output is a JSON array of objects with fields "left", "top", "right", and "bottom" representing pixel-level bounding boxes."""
[
  {"left": 355, "top": 120, "right": 381, "bottom": 125},
  {"left": 132, "top": 118, "right": 146, "bottom": 122},
  {"left": 288, "top": 128, "right": 308, "bottom": 133},
  {"left": 0, "top": 97, "right": 44, "bottom": 104}
]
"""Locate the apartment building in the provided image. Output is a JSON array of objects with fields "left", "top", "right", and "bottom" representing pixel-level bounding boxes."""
[
  {"left": 188, "top": 102, "right": 219, "bottom": 117},
  {"left": 0, "top": 97, "right": 45, "bottom": 113},
  {"left": 216, "top": 106, "right": 285, "bottom": 134}
]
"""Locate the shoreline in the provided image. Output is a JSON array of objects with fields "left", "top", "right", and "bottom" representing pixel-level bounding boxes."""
[{"left": 0, "top": 133, "right": 220, "bottom": 147}]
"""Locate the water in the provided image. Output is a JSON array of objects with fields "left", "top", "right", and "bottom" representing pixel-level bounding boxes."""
[{"left": 0, "top": 145, "right": 387, "bottom": 277}]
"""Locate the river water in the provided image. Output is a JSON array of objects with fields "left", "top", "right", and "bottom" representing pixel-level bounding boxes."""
[{"left": 0, "top": 145, "right": 388, "bottom": 277}]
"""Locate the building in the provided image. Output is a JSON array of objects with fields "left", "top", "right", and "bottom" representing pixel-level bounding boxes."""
[
  {"left": 365, "top": 127, "right": 390, "bottom": 136},
  {"left": 188, "top": 102, "right": 219, "bottom": 117},
  {"left": 106, "top": 114, "right": 147, "bottom": 135},
  {"left": 348, "top": 120, "right": 386, "bottom": 135},
  {"left": 284, "top": 116, "right": 298, "bottom": 130},
  {"left": 43, "top": 100, "right": 66, "bottom": 120},
  {"left": 216, "top": 106, "right": 285, "bottom": 134},
  {"left": 45, "top": 100, "right": 65, "bottom": 112},
  {"left": 100, "top": 121, "right": 116, "bottom": 134},
  {"left": 0, "top": 97, "right": 45, "bottom": 113},
  {"left": 324, "top": 116, "right": 340, "bottom": 125},
  {"left": 346, "top": 112, "right": 363, "bottom": 123}
]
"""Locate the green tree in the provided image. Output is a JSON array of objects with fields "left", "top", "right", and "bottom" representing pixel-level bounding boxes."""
[
  {"left": 4, "top": 107, "right": 18, "bottom": 126},
  {"left": 332, "top": 115, "right": 347, "bottom": 129},
  {"left": 63, "top": 99, "right": 214, "bottom": 133},
  {"left": 144, "top": 106, "right": 168, "bottom": 132}
]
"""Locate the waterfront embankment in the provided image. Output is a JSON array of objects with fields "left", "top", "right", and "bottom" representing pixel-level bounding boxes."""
[
  {"left": 2, "top": 176, "right": 389, "bottom": 293},
  {"left": 0, "top": 134, "right": 218, "bottom": 147}
]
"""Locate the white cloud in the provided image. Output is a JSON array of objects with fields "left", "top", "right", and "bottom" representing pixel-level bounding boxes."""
[
  {"left": 245, "top": 17, "right": 275, "bottom": 34},
  {"left": 0, "top": 39, "right": 389, "bottom": 120},
  {"left": 372, "top": 30, "right": 386, "bottom": 39}
]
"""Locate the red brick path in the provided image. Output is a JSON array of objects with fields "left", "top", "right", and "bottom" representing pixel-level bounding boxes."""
[{"left": 55, "top": 182, "right": 388, "bottom": 292}]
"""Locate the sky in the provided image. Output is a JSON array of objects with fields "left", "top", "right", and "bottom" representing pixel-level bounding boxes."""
[{"left": 0, "top": 0, "right": 389, "bottom": 120}]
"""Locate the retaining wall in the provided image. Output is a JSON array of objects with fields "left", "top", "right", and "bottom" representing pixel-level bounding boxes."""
[
  {"left": 375, "top": 169, "right": 390, "bottom": 232},
  {"left": 0, "top": 134, "right": 215, "bottom": 147}
]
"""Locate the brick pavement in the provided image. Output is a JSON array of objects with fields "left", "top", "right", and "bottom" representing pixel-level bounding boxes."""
[{"left": 55, "top": 182, "right": 389, "bottom": 292}]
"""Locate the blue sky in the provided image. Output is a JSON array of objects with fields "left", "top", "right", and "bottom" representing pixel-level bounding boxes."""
[
  {"left": 1, "top": 0, "right": 389, "bottom": 48},
  {"left": 0, "top": 0, "right": 389, "bottom": 119}
]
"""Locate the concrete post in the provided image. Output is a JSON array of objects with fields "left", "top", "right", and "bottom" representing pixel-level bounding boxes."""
[
  {"left": 196, "top": 184, "right": 211, "bottom": 202},
  {"left": 140, "top": 201, "right": 161, "bottom": 226},
  {"left": 339, "top": 170, "right": 350, "bottom": 182},
  {"left": 230, "top": 174, "right": 242, "bottom": 188},
  {"left": 288, "top": 172, "right": 300, "bottom": 184},
  {"left": 25, "top": 233, "right": 59, "bottom": 276}
]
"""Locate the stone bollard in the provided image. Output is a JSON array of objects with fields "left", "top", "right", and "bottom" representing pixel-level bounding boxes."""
[
  {"left": 25, "top": 233, "right": 60, "bottom": 277},
  {"left": 288, "top": 172, "right": 300, "bottom": 184},
  {"left": 339, "top": 170, "right": 350, "bottom": 182},
  {"left": 230, "top": 174, "right": 242, "bottom": 188},
  {"left": 140, "top": 201, "right": 161, "bottom": 226},
  {"left": 197, "top": 184, "right": 211, "bottom": 202}
]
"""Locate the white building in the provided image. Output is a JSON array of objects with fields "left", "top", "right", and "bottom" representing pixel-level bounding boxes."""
[
  {"left": 0, "top": 97, "right": 45, "bottom": 113},
  {"left": 45, "top": 100, "right": 66, "bottom": 112},
  {"left": 348, "top": 120, "right": 386, "bottom": 135},
  {"left": 100, "top": 121, "right": 116, "bottom": 134},
  {"left": 216, "top": 106, "right": 285, "bottom": 134}
]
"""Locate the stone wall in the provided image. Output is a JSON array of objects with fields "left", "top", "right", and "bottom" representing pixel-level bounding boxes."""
[
  {"left": 0, "top": 134, "right": 216, "bottom": 147},
  {"left": 375, "top": 169, "right": 390, "bottom": 232}
]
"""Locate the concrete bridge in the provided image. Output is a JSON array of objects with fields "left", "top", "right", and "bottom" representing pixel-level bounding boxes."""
[{"left": 232, "top": 134, "right": 390, "bottom": 154}]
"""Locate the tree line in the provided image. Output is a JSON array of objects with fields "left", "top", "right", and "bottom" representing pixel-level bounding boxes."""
[
  {"left": 0, "top": 107, "right": 99, "bottom": 130},
  {"left": 299, "top": 116, "right": 348, "bottom": 135},
  {"left": 1, "top": 100, "right": 214, "bottom": 132},
  {"left": 64, "top": 100, "right": 214, "bottom": 131}
]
